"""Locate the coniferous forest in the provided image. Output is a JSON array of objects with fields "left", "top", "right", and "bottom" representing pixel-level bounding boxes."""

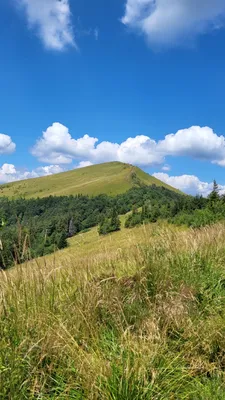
[{"left": 0, "top": 181, "right": 224, "bottom": 269}]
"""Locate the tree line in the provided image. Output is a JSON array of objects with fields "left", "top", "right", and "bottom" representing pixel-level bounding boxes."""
[
  {"left": 1, "top": 181, "right": 224, "bottom": 269},
  {"left": 0, "top": 185, "right": 181, "bottom": 269},
  {"left": 124, "top": 180, "right": 225, "bottom": 229}
]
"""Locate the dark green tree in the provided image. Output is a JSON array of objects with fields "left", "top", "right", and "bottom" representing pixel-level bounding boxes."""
[
  {"left": 98, "top": 217, "right": 110, "bottom": 235},
  {"left": 208, "top": 179, "right": 220, "bottom": 206},
  {"left": 57, "top": 232, "right": 68, "bottom": 249},
  {"left": 110, "top": 208, "right": 121, "bottom": 232}
]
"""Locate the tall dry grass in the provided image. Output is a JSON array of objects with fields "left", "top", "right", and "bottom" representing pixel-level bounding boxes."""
[{"left": 1, "top": 223, "right": 225, "bottom": 399}]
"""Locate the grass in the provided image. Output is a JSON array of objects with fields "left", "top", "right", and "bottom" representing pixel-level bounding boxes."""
[
  {"left": 2, "top": 221, "right": 225, "bottom": 398},
  {"left": 0, "top": 162, "right": 181, "bottom": 199}
]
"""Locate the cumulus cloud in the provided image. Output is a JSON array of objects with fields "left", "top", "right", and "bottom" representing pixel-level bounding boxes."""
[
  {"left": 158, "top": 126, "right": 225, "bottom": 162},
  {"left": 0, "top": 164, "right": 34, "bottom": 184},
  {"left": 19, "top": 0, "right": 75, "bottom": 50},
  {"left": 117, "top": 136, "right": 163, "bottom": 165},
  {"left": 76, "top": 161, "right": 93, "bottom": 169},
  {"left": 0, "top": 134, "right": 16, "bottom": 154},
  {"left": 153, "top": 172, "right": 225, "bottom": 197},
  {"left": 31, "top": 122, "right": 225, "bottom": 169},
  {"left": 32, "top": 123, "right": 98, "bottom": 164},
  {"left": 122, "top": 0, "right": 225, "bottom": 47},
  {"left": 0, "top": 163, "right": 64, "bottom": 184},
  {"left": 31, "top": 122, "right": 165, "bottom": 166},
  {"left": 161, "top": 164, "right": 171, "bottom": 171},
  {"left": 1, "top": 164, "right": 16, "bottom": 175},
  {"left": 36, "top": 164, "right": 64, "bottom": 175}
]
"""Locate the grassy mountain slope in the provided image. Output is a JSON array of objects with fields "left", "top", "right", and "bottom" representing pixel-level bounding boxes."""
[
  {"left": 0, "top": 162, "right": 180, "bottom": 199},
  {"left": 2, "top": 221, "right": 225, "bottom": 398}
]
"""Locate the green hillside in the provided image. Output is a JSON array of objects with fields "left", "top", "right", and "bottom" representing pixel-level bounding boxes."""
[
  {"left": 0, "top": 161, "right": 180, "bottom": 198},
  {"left": 3, "top": 221, "right": 225, "bottom": 398}
]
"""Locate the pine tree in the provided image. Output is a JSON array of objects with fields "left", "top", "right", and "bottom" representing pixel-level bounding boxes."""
[
  {"left": 57, "top": 232, "right": 67, "bottom": 249},
  {"left": 110, "top": 208, "right": 121, "bottom": 232},
  {"left": 98, "top": 216, "right": 110, "bottom": 235},
  {"left": 213, "top": 179, "right": 219, "bottom": 192},
  {"left": 208, "top": 179, "right": 220, "bottom": 204},
  {"left": 141, "top": 205, "right": 146, "bottom": 221},
  {"left": 132, "top": 205, "right": 138, "bottom": 215},
  {"left": 141, "top": 200, "right": 152, "bottom": 221}
]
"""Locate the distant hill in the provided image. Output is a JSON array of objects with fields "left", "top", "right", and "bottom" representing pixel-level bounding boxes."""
[{"left": 0, "top": 162, "right": 181, "bottom": 199}]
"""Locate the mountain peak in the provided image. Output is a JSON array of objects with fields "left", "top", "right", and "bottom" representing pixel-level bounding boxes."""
[{"left": 0, "top": 161, "right": 181, "bottom": 199}]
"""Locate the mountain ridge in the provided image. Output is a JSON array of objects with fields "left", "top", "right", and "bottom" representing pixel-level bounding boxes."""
[{"left": 0, "top": 161, "right": 181, "bottom": 199}]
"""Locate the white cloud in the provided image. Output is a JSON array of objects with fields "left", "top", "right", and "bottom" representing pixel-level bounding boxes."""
[
  {"left": 36, "top": 164, "right": 64, "bottom": 175},
  {"left": 153, "top": 172, "right": 225, "bottom": 196},
  {"left": 31, "top": 123, "right": 98, "bottom": 164},
  {"left": 0, "top": 164, "right": 64, "bottom": 184},
  {"left": 76, "top": 161, "right": 93, "bottom": 169},
  {"left": 19, "top": 0, "right": 75, "bottom": 50},
  {"left": 122, "top": 0, "right": 225, "bottom": 47},
  {"left": 31, "top": 122, "right": 225, "bottom": 169},
  {"left": 0, "top": 164, "right": 32, "bottom": 184},
  {"left": 162, "top": 164, "right": 171, "bottom": 171},
  {"left": 1, "top": 164, "right": 17, "bottom": 175},
  {"left": 117, "top": 135, "right": 164, "bottom": 165},
  {"left": 0, "top": 134, "right": 16, "bottom": 154},
  {"left": 31, "top": 122, "right": 165, "bottom": 166},
  {"left": 158, "top": 126, "right": 225, "bottom": 166},
  {"left": 90, "top": 141, "right": 119, "bottom": 164}
]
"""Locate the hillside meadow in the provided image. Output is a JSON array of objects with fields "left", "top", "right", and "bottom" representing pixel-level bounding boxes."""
[
  {"left": 2, "top": 220, "right": 225, "bottom": 399},
  {"left": 0, "top": 162, "right": 181, "bottom": 199}
]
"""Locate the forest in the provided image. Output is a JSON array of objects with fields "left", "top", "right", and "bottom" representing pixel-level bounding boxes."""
[
  {"left": 124, "top": 181, "right": 223, "bottom": 229},
  {"left": 0, "top": 181, "right": 223, "bottom": 269}
]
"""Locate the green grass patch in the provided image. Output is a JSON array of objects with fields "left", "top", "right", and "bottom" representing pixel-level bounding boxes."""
[
  {"left": 2, "top": 223, "right": 225, "bottom": 398},
  {"left": 0, "top": 162, "right": 181, "bottom": 199}
]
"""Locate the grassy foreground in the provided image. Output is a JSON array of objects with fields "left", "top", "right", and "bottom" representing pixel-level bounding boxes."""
[
  {"left": 0, "top": 162, "right": 180, "bottom": 199},
  {"left": 2, "top": 222, "right": 225, "bottom": 399}
]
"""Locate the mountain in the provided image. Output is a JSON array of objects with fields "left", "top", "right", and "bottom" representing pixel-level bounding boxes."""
[{"left": 0, "top": 162, "right": 180, "bottom": 199}]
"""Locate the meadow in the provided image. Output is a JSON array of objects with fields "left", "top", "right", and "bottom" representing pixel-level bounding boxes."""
[
  {"left": 1, "top": 220, "right": 225, "bottom": 399},
  {"left": 0, "top": 162, "right": 180, "bottom": 199}
]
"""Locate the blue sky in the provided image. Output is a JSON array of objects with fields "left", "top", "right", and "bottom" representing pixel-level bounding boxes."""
[{"left": 1, "top": 0, "right": 225, "bottom": 195}]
